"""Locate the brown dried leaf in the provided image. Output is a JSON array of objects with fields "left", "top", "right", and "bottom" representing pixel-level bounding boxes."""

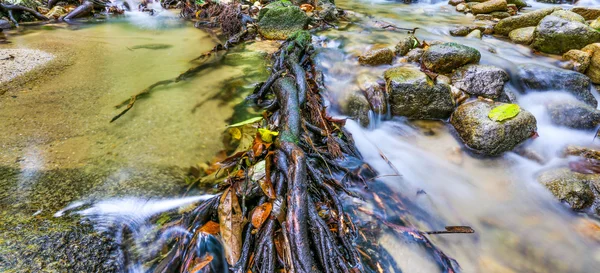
[
  {"left": 259, "top": 178, "right": 276, "bottom": 199},
  {"left": 251, "top": 202, "right": 273, "bottom": 229},
  {"left": 199, "top": 220, "right": 220, "bottom": 235},
  {"left": 445, "top": 226, "right": 474, "bottom": 233},
  {"left": 190, "top": 254, "right": 214, "bottom": 273},
  {"left": 218, "top": 187, "right": 244, "bottom": 265}
]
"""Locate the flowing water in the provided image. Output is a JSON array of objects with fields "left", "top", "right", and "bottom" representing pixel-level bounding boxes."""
[{"left": 2, "top": 1, "right": 600, "bottom": 272}]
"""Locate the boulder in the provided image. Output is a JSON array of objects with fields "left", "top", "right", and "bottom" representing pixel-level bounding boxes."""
[
  {"left": 384, "top": 66, "right": 455, "bottom": 120},
  {"left": 421, "top": 42, "right": 481, "bottom": 73},
  {"left": 451, "top": 64, "right": 509, "bottom": 99},
  {"left": 531, "top": 14, "right": 600, "bottom": 54},
  {"left": 258, "top": 6, "right": 310, "bottom": 40},
  {"left": 466, "top": 29, "right": 482, "bottom": 39},
  {"left": 395, "top": 36, "right": 417, "bottom": 56},
  {"left": 490, "top": 11, "right": 511, "bottom": 19},
  {"left": 517, "top": 63, "right": 597, "bottom": 106},
  {"left": 472, "top": 0, "right": 507, "bottom": 15},
  {"left": 547, "top": 98, "right": 600, "bottom": 129},
  {"left": 537, "top": 168, "right": 597, "bottom": 210},
  {"left": 582, "top": 43, "right": 600, "bottom": 84},
  {"left": 456, "top": 3, "right": 467, "bottom": 12},
  {"left": 562, "top": 49, "right": 591, "bottom": 73},
  {"left": 363, "top": 82, "right": 387, "bottom": 115},
  {"left": 494, "top": 7, "right": 561, "bottom": 35},
  {"left": 508, "top": 26, "right": 535, "bottom": 44},
  {"left": 405, "top": 48, "right": 424, "bottom": 63},
  {"left": 550, "top": 10, "right": 586, "bottom": 23},
  {"left": 358, "top": 47, "right": 394, "bottom": 66},
  {"left": 570, "top": 7, "right": 600, "bottom": 21},
  {"left": 450, "top": 100, "right": 537, "bottom": 156}
]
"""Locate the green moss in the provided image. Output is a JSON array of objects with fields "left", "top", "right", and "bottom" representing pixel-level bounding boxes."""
[{"left": 258, "top": 6, "right": 309, "bottom": 40}]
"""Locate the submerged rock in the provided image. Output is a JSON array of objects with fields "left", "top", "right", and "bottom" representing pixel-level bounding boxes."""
[
  {"left": 258, "top": 6, "right": 309, "bottom": 40},
  {"left": 582, "top": 43, "right": 600, "bottom": 84},
  {"left": 450, "top": 100, "right": 537, "bottom": 156},
  {"left": 547, "top": 98, "right": 600, "bottom": 129},
  {"left": 531, "top": 13, "right": 600, "bottom": 54},
  {"left": 358, "top": 47, "right": 394, "bottom": 66},
  {"left": 517, "top": 64, "right": 597, "bottom": 106},
  {"left": 508, "top": 26, "right": 535, "bottom": 45},
  {"left": 421, "top": 42, "right": 481, "bottom": 73},
  {"left": 384, "top": 66, "right": 455, "bottom": 120},
  {"left": 562, "top": 49, "right": 591, "bottom": 73},
  {"left": 451, "top": 64, "right": 509, "bottom": 99},
  {"left": 341, "top": 92, "right": 371, "bottom": 127},
  {"left": 472, "top": 0, "right": 507, "bottom": 15},
  {"left": 570, "top": 7, "right": 600, "bottom": 21},
  {"left": 538, "top": 168, "right": 597, "bottom": 210},
  {"left": 450, "top": 26, "right": 472, "bottom": 37},
  {"left": 494, "top": 7, "right": 562, "bottom": 35}
]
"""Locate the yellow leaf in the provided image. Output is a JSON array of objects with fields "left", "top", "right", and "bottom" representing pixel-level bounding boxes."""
[
  {"left": 488, "top": 104, "right": 520, "bottom": 122},
  {"left": 258, "top": 128, "right": 279, "bottom": 143}
]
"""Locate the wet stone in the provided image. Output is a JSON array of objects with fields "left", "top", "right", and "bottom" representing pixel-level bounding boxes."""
[
  {"left": 546, "top": 98, "right": 600, "bottom": 129},
  {"left": 358, "top": 47, "right": 394, "bottom": 66},
  {"left": 494, "top": 7, "right": 562, "bottom": 35},
  {"left": 472, "top": 0, "right": 507, "bottom": 15},
  {"left": 509, "top": 26, "right": 536, "bottom": 45},
  {"left": 582, "top": 43, "right": 600, "bottom": 84},
  {"left": 531, "top": 12, "right": 600, "bottom": 54},
  {"left": 562, "top": 49, "right": 591, "bottom": 74},
  {"left": 450, "top": 100, "right": 537, "bottom": 156},
  {"left": 570, "top": 7, "right": 600, "bottom": 21},
  {"left": 451, "top": 64, "right": 509, "bottom": 99},
  {"left": 537, "top": 168, "right": 597, "bottom": 210},
  {"left": 421, "top": 42, "right": 481, "bottom": 73}
]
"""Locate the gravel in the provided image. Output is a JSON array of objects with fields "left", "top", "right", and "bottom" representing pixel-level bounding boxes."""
[{"left": 0, "top": 49, "right": 55, "bottom": 84}]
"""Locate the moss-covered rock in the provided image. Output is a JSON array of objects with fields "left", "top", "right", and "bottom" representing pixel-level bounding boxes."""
[
  {"left": 258, "top": 6, "right": 310, "bottom": 40},
  {"left": 341, "top": 92, "right": 371, "bottom": 127},
  {"left": 450, "top": 100, "right": 536, "bottom": 156},
  {"left": 405, "top": 48, "right": 424, "bottom": 63},
  {"left": 592, "top": 18, "right": 600, "bottom": 31},
  {"left": 508, "top": 26, "right": 535, "bottom": 44},
  {"left": 358, "top": 47, "right": 394, "bottom": 66},
  {"left": 451, "top": 64, "right": 509, "bottom": 99},
  {"left": 531, "top": 14, "right": 600, "bottom": 54},
  {"left": 384, "top": 66, "right": 455, "bottom": 120},
  {"left": 421, "top": 42, "right": 481, "bottom": 73},
  {"left": 507, "top": 0, "right": 527, "bottom": 8},
  {"left": 550, "top": 10, "right": 586, "bottom": 23},
  {"left": 394, "top": 36, "right": 417, "bottom": 56},
  {"left": 516, "top": 63, "right": 597, "bottom": 106},
  {"left": 546, "top": 98, "right": 600, "bottom": 129},
  {"left": 494, "top": 7, "right": 561, "bottom": 35},
  {"left": 582, "top": 43, "right": 600, "bottom": 84},
  {"left": 471, "top": 0, "right": 507, "bottom": 15},
  {"left": 537, "top": 168, "right": 597, "bottom": 210}
]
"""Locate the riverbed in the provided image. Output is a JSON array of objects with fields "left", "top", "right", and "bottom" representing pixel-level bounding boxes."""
[{"left": 1, "top": 1, "right": 600, "bottom": 272}]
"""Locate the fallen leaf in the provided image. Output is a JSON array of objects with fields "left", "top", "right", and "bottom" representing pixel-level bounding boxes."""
[
  {"left": 190, "top": 254, "right": 214, "bottom": 273},
  {"left": 300, "top": 3, "right": 314, "bottom": 12},
  {"left": 258, "top": 128, "right": 279, "bottom": 143},
  {"left": 229, "top": 127, "right": 242, "bottom": 140},
  {"left": 488, "top": 104, "right": 520, "bottom": 122},
  {"left": 218, "top": 187, "right": 244, "bottom": 265},
  {"left": 227, "top": 116, "right": 263, "bottom": 128},
  {"left": 199, "top": 220, "right": 220, "bottom": 235},
  {"left": 445, "top": 226, "right": 474, "bottom": 233},
  {"left": 251, "top": 202, "right": 273, "bottom": 229}
]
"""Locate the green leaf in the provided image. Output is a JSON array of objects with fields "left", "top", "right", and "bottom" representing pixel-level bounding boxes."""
[
  {"left": 227, "top": 116, "right": 263, "bottom": 128},
  {"left": 258, "top": 128, "right": 279, "bottom": 143},
  {"left": 488, "top": 104, "right": 520, "bottom": 122}
]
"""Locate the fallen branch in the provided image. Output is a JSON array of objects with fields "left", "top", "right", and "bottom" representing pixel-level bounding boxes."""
[{"left": 0, "top": 3, "right": 49, "bottom": 23}]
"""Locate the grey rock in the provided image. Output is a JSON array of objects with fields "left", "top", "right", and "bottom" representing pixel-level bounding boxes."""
[
  {"left": 421, "top": 42, "right": 481, "bottom": 73},
  {"left": 547, "top": 98, "right": 600, "bottom": 129},
  {"left": 405, "top": 48, "right": 424, "bottom": 63},
  {"left": 538, "top": 168, "right": 597, "bottom": 210},
  {"left": 385, "top": 66, "right": 455, "bottom": 120},
  {"left": 450, "top": 100, "right": 537, "bottom": 156},
  {"left": 451, "top": 64, "right": 509, "bottom": 99},
  {"left": 531, "top": 14, "right": 600, "bottom": 54},
  {"left": 517, "top": 64, "right": 597, "bottom": 106},
  {"left": 358, "top": 47, "right": 394, "bottom": 66},
  {"left": 508, "top": 26, "right": 535, "bottom": 44}
]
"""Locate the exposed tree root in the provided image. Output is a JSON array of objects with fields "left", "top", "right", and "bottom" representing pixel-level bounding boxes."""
[
  {"left": 0, "top": 2, "right": 49, "bottom": 25},
  {"left": 144, "top": 31, "right": 464, "bottom": 273}
]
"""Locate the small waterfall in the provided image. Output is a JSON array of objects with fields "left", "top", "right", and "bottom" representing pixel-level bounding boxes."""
[{"left": 56, "top": 195, "right": 227, "bottom": 272}]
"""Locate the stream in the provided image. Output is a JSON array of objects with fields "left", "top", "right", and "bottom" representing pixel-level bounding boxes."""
[{"left": 1, "top": 0, "right": 600, "bottom": 272}]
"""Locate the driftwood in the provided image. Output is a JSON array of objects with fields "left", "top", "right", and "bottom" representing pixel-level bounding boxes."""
[
  {"left": 0, "top": 3, "right": 49, "bottom": 25},
  {"left": 63, "top": 1, "right": 94, "bottom": 21}
]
